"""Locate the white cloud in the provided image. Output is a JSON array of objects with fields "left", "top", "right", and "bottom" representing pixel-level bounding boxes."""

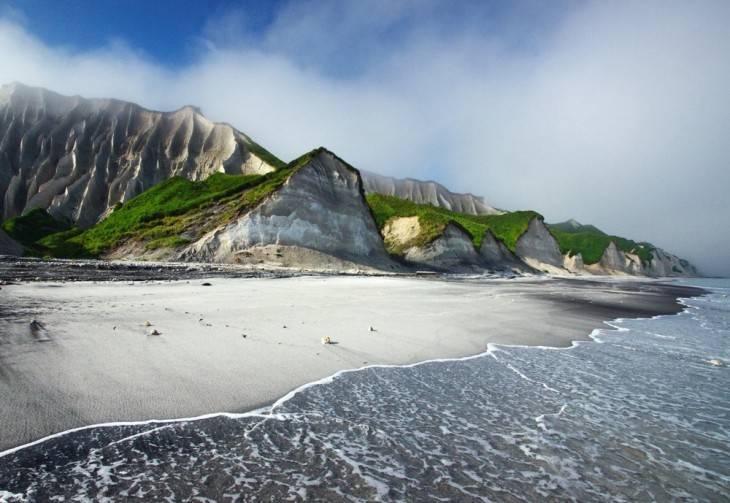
[{"left": 0, "top": 0, "right": 728, "bottom": 275}]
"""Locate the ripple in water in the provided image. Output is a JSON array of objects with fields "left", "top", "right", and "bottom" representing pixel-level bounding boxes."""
[{"left": 1, "top": 290, "right": 729, "bottom": 502}]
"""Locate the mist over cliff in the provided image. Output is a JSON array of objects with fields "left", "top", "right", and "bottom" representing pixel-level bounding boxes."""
[{"left": 0, "top": 84, "right": 700, "bottom": 277}]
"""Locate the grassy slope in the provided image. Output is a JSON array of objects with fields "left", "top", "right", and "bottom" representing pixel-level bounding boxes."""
[
  {"left": 23, "top": 150, "right": 320, "bottom": 258},
  {"left": 4, "top": 147, "right": 657, "bottom": 266},
  {"left": 546, "top": 220, "right": 655, "bottom": 264},
  {"left": 1, "top": 207, "right": 80, "bottom": 256},
  {"left": 549, "top": 221, "right": 607, "bottom": 236},
  {"left": 366, "top": 193, "right": 540, "bottom": 254},
  {"left": 548, "top": 228, "right": 655, "bottom": 265}
]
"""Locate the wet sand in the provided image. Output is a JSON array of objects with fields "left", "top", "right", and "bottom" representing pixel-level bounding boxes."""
[{"left": 0, "top": 273, "right": 703, "bottom": 452}]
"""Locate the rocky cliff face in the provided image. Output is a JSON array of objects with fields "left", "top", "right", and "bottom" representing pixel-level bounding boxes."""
[
  {"left": 182, "top": 150, "right": 398, "bottom": 271},
  {"left": 0, "top": 83, "right": 278, "bottom": 228},
  {"left": 401, "top": 222, "right": 483, "bottom": 272},
  {"left": 584, "top": 242, "right": 643, "bottom": 276},
  {"left": 381, "top": 219, "right": 529, "bottom": 273},
  {"left": 577, "top": 243, "right": 697, "bottom": 277},
  {"left": 479, "top": 231, "right": 526, "bottom": 271},
  {"left": 646, "top": 249, "right": 698, "bottom": 277},
  {"left": 514, "top": 218, "right": 565, "bottom": 272},
  {"left": 361, "top": 170, "right": 503, "bottom": 216}
]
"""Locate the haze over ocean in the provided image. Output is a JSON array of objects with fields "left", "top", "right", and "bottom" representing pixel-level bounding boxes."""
[
  {"left": 1, "top": 278, "right": 727, "bottom": 501},
  {"left": 0, "top": 0, "right": 727, "bottom": 276}
]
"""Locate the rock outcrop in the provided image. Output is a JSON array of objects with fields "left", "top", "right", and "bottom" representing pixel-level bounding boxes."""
[
  {"left": 549, "top": 219, "right": 698, "bottom": 277},
  {"left": 361, "top": 170, "right": 503, "bottom": 216},
  {"left": 182, "top": 150, "right": 398, "bottom": 271},
  {"left": 515, "top": 218, "right": 565, "bottom": 273},
  {"left": 578, "top": 242, "right": 697, "bottom": 277},
  {"left": 562, "top": 252, "right": 585, "bottom": 274},
  {"left": 0, "top": 83, "right": 279, "bottom": 228},
  {"left": 645, "top": 249, "right": 698, "bottom": 277},
  {"left": 382, "top": 220, "right": 529, "bottom": 273},
  {"left": 401, "top": 222, "right": 483, "bottom": 272},
  {"left": 584, "top": 241, "right": 643, "bottom": 276},
  {"left": 479, "top": 230, "right": 526, "bottom": 271},
  {"left": 0, "top": 227, "right": 22, "bottom": 256}
]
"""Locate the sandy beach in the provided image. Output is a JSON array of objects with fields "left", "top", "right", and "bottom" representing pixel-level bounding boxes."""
[{"left": 0, "top": 274, "right": 702, "bottom": 452}]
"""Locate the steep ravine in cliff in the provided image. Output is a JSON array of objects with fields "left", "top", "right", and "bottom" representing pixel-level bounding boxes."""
[
  {"left": 0, "top": 83, "right": 280, "bottom": 228},
  {"left": 0, "top": 84, "right": 699, "bottom": 277}
]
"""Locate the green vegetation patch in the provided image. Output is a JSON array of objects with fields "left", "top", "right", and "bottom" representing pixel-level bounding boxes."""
[
  {"left": 549, "top": 221, "right": 607, "bottom": 236},
  {"left": 1, "top": 207, "right": 82, "bottom": 257},
  {"left": 366, "top": 193, "right": 540, "bottom": 255},
  {"left": 2, "top": 207, "right": 73, "bottom": 245},
  {"left": 549, "top": 228, "right": 655, "bottom": 265},
  {"left": 34, "top": 154, "right": 311, "bottom": 258}
]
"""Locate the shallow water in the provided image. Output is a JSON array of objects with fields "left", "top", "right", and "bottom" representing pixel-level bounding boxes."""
[{"left": 1, "top": 280, "right": 728, "bottom": 502}]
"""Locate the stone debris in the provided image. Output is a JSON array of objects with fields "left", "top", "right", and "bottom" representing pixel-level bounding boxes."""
[
  {"left": 148, "top": 329, "right": 161, "bottom": 336},
  {"left": 321, "top": 336, "right": 331, "bottom": 345},
  {"left": 368, "top": 326, "right": 376, "bottom": 332},
  {"left": 143, "top": 321, "right": 152, "bottom": 327},
  {"left": 30, "top": 320, "right": 50, "bottom": 341}
]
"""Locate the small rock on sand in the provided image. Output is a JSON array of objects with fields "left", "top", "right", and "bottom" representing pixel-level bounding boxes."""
[
  {"left": 368, "top": 326, "right": 376, "bottom": 332},
  {"left": 30, "top": 320, "right": 50, "bottom": 341},
  {"left": 148, "top": 329, "right": 161, "bottom": 336},
  {"left": 321, "top": 336, "right": 331, "bottom": 345}
]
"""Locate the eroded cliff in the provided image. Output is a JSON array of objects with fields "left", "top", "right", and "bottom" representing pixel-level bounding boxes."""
[
  {"left": 182, "top": 150, "right": 398, "bottom": 271},
  {"left": 0, "top": 84, "right": 699, "bottom": 277},
  {"left": 0, "top": 83, "right": 279, "bottom": 228},
  {"left": 515, "top": 218, "right": 565, "bottom": 273},
  {"left": 361, "top": 171, "right": 503, "bottom": 216},
  {"left": 400, "top": 222, "right": 483, "bottom": 272}
]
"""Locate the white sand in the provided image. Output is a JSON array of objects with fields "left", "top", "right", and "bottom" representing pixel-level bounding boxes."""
[{"left": 0, "top": 275, "right": 690, "bottom": 451}]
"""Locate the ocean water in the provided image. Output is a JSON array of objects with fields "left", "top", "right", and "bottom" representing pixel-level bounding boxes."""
[{"left": 1, "top": 279, "right": 728, "bottom": 502}]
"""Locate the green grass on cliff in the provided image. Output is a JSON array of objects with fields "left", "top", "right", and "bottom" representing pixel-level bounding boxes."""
[
  {"left": 28, "top": 153, "right": 318, "bottom": 258},
  {"left": 548, "top": 228, "right": 655, "bottom": 265},
  {"left": 366, "top": 193, "right": 656, "bottom": 264},
  {"left": 365, "top": 193, "right": 540, "bottom": 255}
]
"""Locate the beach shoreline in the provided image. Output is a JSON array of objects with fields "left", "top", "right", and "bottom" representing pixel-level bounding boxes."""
[{"left": 0, "top": 270, "right": 704, "bottom": 453}]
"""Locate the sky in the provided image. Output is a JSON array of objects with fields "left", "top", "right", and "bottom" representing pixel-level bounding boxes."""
[{"left": 0, "top": 0, "right": 728, "bottom": 276}]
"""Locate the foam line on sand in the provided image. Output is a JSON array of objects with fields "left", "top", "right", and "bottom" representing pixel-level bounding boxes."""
[{"left": 0, "top": 275, "right": 703, "bottom": 451}]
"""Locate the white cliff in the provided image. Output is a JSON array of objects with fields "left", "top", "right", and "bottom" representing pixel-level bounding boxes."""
[
  {"left": 182, "top": 150, "right": 398, "bottom": 271},
  {"left": 361, "top": 170, "right": 504, "bottom": 216},
  {"left": 578, "top": 242, "right": 697, "bottom": 277},
  {"left": 0, "top": 83, "right": 279, "bottom": 228},
  {"left": 515, "top": 218, "right": 567, "bottom": 274}
]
